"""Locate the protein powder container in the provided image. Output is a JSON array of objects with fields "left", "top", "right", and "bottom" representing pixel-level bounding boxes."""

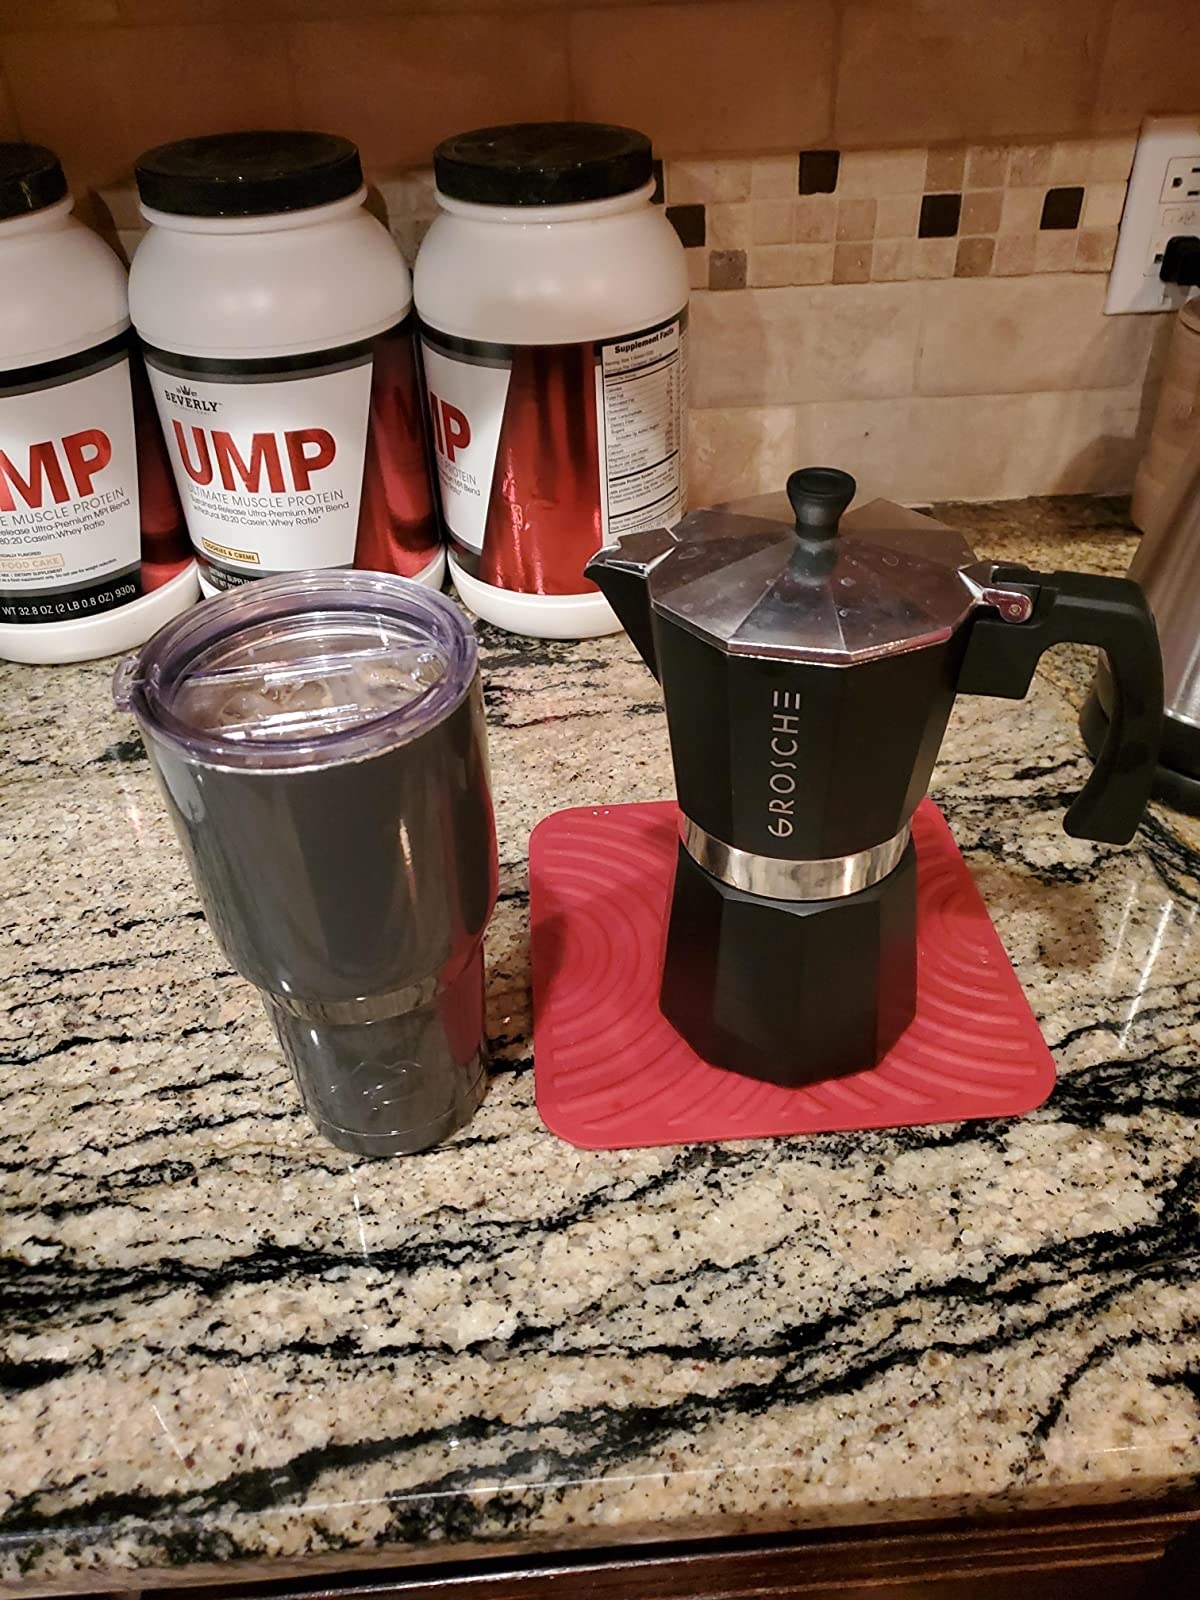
[
  {"left": 0, "top": 144, "right": 197, "bottom": 665},
  {"left": 129, "top": 131, "right": 443, "bottom": 597},
  {"left": 415, "top": 122, "right": 689, "bottom": 638}
]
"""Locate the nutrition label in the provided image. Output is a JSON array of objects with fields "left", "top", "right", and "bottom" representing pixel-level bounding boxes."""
[{"left": 599, "top": 315, "right": 687, "bottom": 536}]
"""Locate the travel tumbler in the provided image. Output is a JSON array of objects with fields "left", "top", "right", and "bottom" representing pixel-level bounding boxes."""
[{"left": 114, "top": 569, "right": 497, "bottom": 1156}]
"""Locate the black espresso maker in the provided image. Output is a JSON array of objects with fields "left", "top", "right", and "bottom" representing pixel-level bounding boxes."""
[{"left": 585, "top": 468, "right": 1163, "bottom": 1088}]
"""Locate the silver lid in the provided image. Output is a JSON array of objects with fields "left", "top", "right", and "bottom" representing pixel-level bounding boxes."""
[{"left": 635, "top": 470, "right": 986, "bottom": 664}]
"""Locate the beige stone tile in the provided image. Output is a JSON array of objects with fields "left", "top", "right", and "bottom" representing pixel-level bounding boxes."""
[
  {"left": 752, "top": 156, "right": 799, "bottom": 198},
  {"left": 833, "top": 242, "right": 872, "bottom": 283},
  {"left": 1018, "top": 389, "right": 1145, "bottom": 494},
  {"left": 752, "top": 200, "right": 794, "bottom": 245},
  {"left": 1088, "top": 134, "right": 1138, "bottom": 183},
  {"left": 994, "top": 234, "right": 1037, "bottom": 276},
  {"left": 748, "top": 244, "right": 797, "bottom": 288},
  {"left": 872, "top": 238, "right": 915, "bottom": 281},
  {"left": 791, "top": 388, "right": 1145, "bottom": 503},
  {"left": 1001, "top": 187, "right": 1045, "bottom": 234},
  {"left": 795, "top": 194, "right": 836, "bottom": 242},
  {"left": 1097, "top": 0, "right": 1200, "bottom": 128},
  {"left": 118, "top": 0, "right": 298, "bottom": 14},
  {"left": 289, "top": 14, "right": 567, "bottom": 171},
  {"left": 916, "top": 275, "right": 1159, "bottom": 397},
  {"left": 120, "top": 1, "right": 424, "bottom": 14},
  {"left": 390, "top": 211, "right": 437, "bottom": 262},
  {"left": 667, "top": 160, "right": 753, "bottom": 205},
  {"left": 376, "top": 171, "right": 437, "bottom": 223},
  {"left": 1049, "top": 140, "right": 1092, "bottom": 186},
  {"left": 1076, "top": 227, "right": 1119, "bottom": 272},
  {"left": 0, "top": 62, "right": 14, "bottom": 139},
  {"left": 966, "top": 145, "right": 1009, "bottom": 189},
  {"left": 95, "top": 181, "right": 141, "bottom": 230},
  {"left": 1035, "top": 231, "right": 1077, "bottom": 273},
  {"left": 0, "top": 0, "right": 117, "bottom": 22},
  {"left": 389, "top": 220, "right": 420, "bottom": 263},
  {"left": 836, "top": 0, "right": 1107, "bottom": 146},
  {"left": 875, "top": 193, "right": 920, "bottom": 238},
  {"left": 687, "top": 404, "right": 798, "bottom": 506},
  {"left": 836, "top": 197, "right": 877, "bottom": 242},
  {"left": 836, "top": 149, "right": 927, "bottom": 197},
  {"left": 2, "top": 23, "right": 299, "bottom": 187},
  {"left": 707, "top": 202, "right": 752, "bottom": 249},
  {"left": 130, "top": 0, "right": 718, "bottom": 9},
  {"left": 708, "top": 248, "right": 747, "bottom": 290},
  {"left": 376, "top": 177, "right": 413, "bottom": 222},
  {"left": 793, "top": 243, "right": 836, "bottom": 284},
  {"left": 955, "top": 237, "right": 995, "bottom": 276},
  {"left": 688, "top": 281, "right": 921, "bottom": 408},
  {"left": 913, "top": 238, "right": 957, "bottom": 278},
  {"left": 686, "top": 247, "right": 709, "bottom": 290},
  {"left": 116, "top": 229, "right": 144, "bottom": 267},
  {"left": 1008, "top": 145, "right": 1054, "bottom": 187},
  {"left": 569, "top": 1, "right": 836, "bottom": 156},
  {"left": 961, "top": 190, "right": 1003, "bottom": 234},
  {"left": 925, "top": 147, "right": 965, "bottom": 191},
  {"left": 1082, "top": 182, "right": 1127, "bottom": 229}
]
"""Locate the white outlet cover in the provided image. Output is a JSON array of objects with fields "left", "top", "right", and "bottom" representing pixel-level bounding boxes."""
[{"left": 1107, "top": 114, "right": 1200, "bottom": 314}]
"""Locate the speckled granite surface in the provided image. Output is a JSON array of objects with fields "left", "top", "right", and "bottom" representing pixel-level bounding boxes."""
[{"left": 1, "top": 497, "right": 1198, "bottom": 1594}]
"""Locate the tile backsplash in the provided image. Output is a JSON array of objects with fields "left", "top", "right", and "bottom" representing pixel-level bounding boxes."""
[
  {"left": 656, "top": 138, "right": 1133, "bottom": 292},
  {"left": 661, "top": 140, "right": 1166, "bottom": 505},
  {"left": 104, "top": 136, "right": 1136, "bottom": 295},
  {"left": 102, "top": 130, "right": 1166, "bottom": 509},
  {"left": 309, "top": 135, "right": 1135, "bottom": 289},
  {"left": 6, "top": 0, "right": 1194, "bottom": 508}
]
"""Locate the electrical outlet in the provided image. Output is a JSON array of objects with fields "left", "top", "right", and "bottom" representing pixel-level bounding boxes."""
[
  {"left": 1106, "top": 114, "right": 1200, "bottom": 314},
  {"left": 1161, "top": 155, "right": 1200, "bottom": 203}
]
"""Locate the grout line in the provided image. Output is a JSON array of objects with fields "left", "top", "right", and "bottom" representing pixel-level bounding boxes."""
[{"left": 910, "top": 270, "right": 927, "bottom": 397}]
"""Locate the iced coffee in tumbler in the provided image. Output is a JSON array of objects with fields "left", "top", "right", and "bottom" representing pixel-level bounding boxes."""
[{"left": 114, "top": 570, "right": 497, "bottom": 1156}]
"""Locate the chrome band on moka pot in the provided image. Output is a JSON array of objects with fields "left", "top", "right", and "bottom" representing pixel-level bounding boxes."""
[
  {"left": 679, "top": 815, "right": 912, "bottom": 902},
  {"left": 587, "top": 468, "right": 1162, "bottom": 1090},
  {"left": 114, "top": 570, "right": 498, "bottom": 1157}
]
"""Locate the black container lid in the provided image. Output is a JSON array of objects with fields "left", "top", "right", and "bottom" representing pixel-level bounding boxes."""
[
  {"left": 0, "top": 144, "right": 69, "bottom": 220},
  {"left": 434, "top": 122, "right": 653, "bottom": 207},
  {"left": 134, "top": 131, "right": 363, "bottom": 218}
]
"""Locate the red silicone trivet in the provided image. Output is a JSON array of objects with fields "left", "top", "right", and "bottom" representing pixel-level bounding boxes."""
[{"left": 530, "top": 799, "right": 1056, "bottom": 1149}]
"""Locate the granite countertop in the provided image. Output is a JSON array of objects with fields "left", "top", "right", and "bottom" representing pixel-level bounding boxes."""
[{"left": 2, "top": 497, "right": 1199, "bottom": 1594}]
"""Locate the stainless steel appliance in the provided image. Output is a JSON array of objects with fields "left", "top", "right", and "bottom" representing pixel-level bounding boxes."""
[
  {"left": 1084, "top": 430, "right": 1200, "bottom": 813},
  {"left": 587, "top": 468, "right": 1163, "bottom": 1089}
]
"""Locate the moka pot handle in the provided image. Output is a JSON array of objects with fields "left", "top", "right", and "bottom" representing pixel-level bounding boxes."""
[{"left": 957, "top": 567, "right": 1163, "bottom": 845}]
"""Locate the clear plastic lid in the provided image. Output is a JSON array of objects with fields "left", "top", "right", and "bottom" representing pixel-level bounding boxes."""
[{"left": 114, "top": 570, "right": 476, "bottom": 770}]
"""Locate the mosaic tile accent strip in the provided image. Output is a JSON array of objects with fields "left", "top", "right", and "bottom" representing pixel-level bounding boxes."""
[
  {"left": 99, "top": 137, "right": 1134, "bottom": 289},
  {"left": 658, "top": 138, "right": 1132, "bottom": 288}
]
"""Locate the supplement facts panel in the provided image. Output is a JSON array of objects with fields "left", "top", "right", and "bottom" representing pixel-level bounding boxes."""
[{"left": 598, "top": 316, "right": 686, "bottom": 536}]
